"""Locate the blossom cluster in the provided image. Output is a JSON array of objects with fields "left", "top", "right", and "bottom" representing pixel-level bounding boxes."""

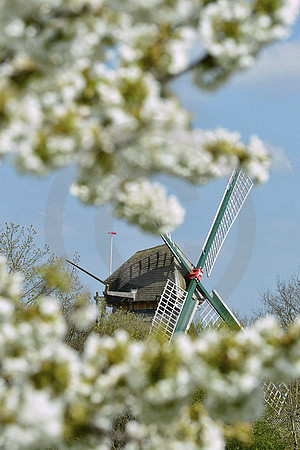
[
  {"left": 0, "top": 0, "right": 298, "bottom": 232},
  {"left": 199, "top": 0, "right": 299, "bottom": 70},
  {"left": 0, "top": 257, "right": 299, "bottom": 449}
]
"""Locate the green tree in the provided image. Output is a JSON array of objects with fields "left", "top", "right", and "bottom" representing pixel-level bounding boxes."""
[
  {"left": 255, "top": 274, "right": 300, "bottom": 330},
  {"left": 0, "top": 222, "right": 95, "bottom": 351},
  {"left": 0, "top": 221, "right": 91, "bottom": 307},
  {"left": 0, "top": 222, "right": 54, "bottom": 304},
  {"left": 226, "top": 415, "right": 286, "bottom": 449},
  {"left": 95, "top": 296, "right": 151, "bottom": 341}
]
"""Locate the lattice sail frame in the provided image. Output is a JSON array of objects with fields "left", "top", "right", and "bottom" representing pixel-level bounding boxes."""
[
  {"left": 150, "top": 279, "right": 188, "bottom": 342},
  {"left": 197, "top": 299, "right": 223, "bottom": 329},
  {"left": 150, "top": 283, "right": 224, "bottom": 343},
  {"left": 204, "top": 170, "right": 253, "bottom": 277},
  {"left": 263, "top": 381, "right": 290, "bottom": 414}
]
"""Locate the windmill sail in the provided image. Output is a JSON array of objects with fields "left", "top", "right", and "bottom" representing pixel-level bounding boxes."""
[
  {"left": 197, "top": 299, "right": 222, "bottom": 329},
  {"left": 263, "top": 382, "right": 290, "bottom": 414},
  {"left": 204, "top": 169, "right": 253, "bottom": 277},
  {"left": 159, "top": 169, "right": 252, "bottom": 333},
  {"left": 161, "top": 234, "right": 193, "bottom": 272},
  {"left": 150, "top": 279, "right": 188, "bottom": 342}
]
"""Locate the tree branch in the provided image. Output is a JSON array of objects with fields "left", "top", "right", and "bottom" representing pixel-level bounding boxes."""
[{"left": 159, "top": 53, "right": 210, "bottom": 84}]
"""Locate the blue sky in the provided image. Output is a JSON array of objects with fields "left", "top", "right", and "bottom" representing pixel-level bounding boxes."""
[{"left": 1, "top": 19, "right": 299, "bottom": 318}]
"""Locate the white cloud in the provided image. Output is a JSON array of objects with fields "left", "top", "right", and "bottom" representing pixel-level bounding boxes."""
[{"left": 233, "top": 38, "right": 300, "bottom": 93}]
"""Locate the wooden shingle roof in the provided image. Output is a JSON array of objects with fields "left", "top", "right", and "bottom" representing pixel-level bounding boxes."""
[{"left": 104, "top": 244, "right": 183, "bottom": 305}]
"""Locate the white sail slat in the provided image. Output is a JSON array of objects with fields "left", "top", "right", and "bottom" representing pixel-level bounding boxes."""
[{"left": 205, "top": 170, "right": 253, "bottom": 276}]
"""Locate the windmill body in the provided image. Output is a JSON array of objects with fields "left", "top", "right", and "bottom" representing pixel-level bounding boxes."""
[
  {"left": 103, "top": 244, "right": 186, "bottom": 317},
  {"left": 68, "top": 243, "right": 190, "bottom": 317}
]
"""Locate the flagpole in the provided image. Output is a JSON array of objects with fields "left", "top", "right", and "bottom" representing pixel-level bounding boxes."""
[{"left": 108, "top": 232, "right": 116, "bottom": 275}]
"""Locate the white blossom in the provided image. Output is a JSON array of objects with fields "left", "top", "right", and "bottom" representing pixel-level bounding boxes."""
[
  {"left": 113, "top": 179, "right": 185, "bottom": 234},
  {"left": 0, "top": 296, "right": 14, "bottom": 319},
  {"left": 243, "top": 135, "right": 271, "bottom": 183},
  {"left": 71, "top": 303, "right": 98, "bottom": 330},
  {"left": 199, "top": 0, "right": 257, "bottom": 68}
]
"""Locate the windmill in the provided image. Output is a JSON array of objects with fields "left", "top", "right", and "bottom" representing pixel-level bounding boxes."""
[
  {"left": 66, "top": 167, "right": 290, "bottom": 415},
  {"left": 149, "top": 168, "right": 290, "bottom": 415}
]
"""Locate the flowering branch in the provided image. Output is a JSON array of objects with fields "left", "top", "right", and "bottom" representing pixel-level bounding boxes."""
[
  {"left": 0, "top": 257, "right": 299, "bottom": 448},
  {"left": 0, "top": 0, "right": 298, "bottom": 233}
]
